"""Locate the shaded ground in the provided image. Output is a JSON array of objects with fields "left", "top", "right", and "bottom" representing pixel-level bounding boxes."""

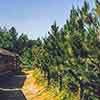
[{"left": 0, "top": 72, "right": 27, "bottom": 100}]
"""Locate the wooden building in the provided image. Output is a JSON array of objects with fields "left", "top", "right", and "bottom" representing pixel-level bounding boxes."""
[{"left": 0, "top": 48, "right": 20, "bottom": 75}]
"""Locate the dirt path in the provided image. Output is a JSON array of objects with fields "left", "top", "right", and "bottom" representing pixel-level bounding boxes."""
[
  {"left": 21, "top": 70, "right": 48, "bottom": 100},
  {"left": 21, "top": 70, "right": 39, "bottom": 100},
  {"left": 0, "top": 69, "right": 79, "bottom": 100}
]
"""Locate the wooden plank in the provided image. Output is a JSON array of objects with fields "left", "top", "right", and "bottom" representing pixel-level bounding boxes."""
[{"left": 0, "top": 70, "right": 12, "bottom": 76}]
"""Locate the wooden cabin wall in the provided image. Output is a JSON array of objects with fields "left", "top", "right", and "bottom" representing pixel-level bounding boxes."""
[
  {"left": 0, "top": 55, "right": 8, "bottom": 72},
  {"left": 0, "top": 55, "right": 17, "bottom": 73}
]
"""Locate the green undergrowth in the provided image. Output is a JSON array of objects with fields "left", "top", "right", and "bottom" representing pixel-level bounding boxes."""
[{"left": 32, "top": 68, "right": 80, "bottom": 100}]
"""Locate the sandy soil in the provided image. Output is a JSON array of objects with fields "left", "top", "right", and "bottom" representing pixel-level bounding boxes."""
[{"left": 21, "top": 70, "right": 55, "bottom": 100}]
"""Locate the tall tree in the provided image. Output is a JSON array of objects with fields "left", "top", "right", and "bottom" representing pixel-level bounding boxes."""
[{"left": 9, "top": 27, "right": 18, "bottom": 51}]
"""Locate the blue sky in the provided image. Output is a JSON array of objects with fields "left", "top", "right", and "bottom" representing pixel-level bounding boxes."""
[{"left": 0, "top": 0, "right": 94, "bottom": 39}]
